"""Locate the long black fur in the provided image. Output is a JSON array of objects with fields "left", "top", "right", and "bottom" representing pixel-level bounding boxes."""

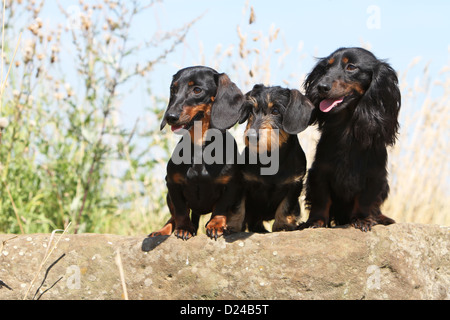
[{"left": 300, "top": 47, "right": 400, "bottom": 231}]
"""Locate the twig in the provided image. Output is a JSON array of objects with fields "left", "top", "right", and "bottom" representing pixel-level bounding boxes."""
[
  {"left": 35, "top": 276, "right": 63, "bottom": 300},
  {"left": 0, "top": 280, "right": 12, "bottom": 291},
  {"left": 33, "top": 253, "right": 66, "bottom": 300},
  {"left": 23, "top": 222, "right": 71, "bottom": 300},
  {"left": 0, "top": 234, "right": 18, "bottom": 253},
  {"left": 115, "top": 248, "right": 128, "bottom": 300}
]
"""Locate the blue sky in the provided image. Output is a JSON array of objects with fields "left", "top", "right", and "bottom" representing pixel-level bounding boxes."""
[
  {"left": 40, "top": 1, "right": 449, "bottom": 128},
  {"left": 149, "top": 0, "right": 449, "bottom": 84}
]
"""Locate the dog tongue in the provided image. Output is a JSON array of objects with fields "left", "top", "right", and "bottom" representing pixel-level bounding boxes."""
[
  {"left": 319, "top": 97, "right": 344, "bottom": 112},
  {"left": 171, "top": 125, "right": 184, "bottom": 133}
]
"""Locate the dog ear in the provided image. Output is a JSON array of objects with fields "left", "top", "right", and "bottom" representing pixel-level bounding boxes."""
[
  {"left": 160, "top": 116, "right": 167, "bottom": 131},
  {"left": 353, "top": 62, "right": 401, "bottom": 147},
  {"left": 210, "top": 73, "right": 244, "bottom": 130},
  {"left": 282, "top": 89, "right": 315, "bottom": 134},
  {"left": 238, "top": 103, "right": 251, "bottom": 124},
  {"left": 238, "top": 92, "right": 257, "bottom": 125}
]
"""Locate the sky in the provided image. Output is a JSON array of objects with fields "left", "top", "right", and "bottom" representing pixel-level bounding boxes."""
[
  {"left": 148, "top": 0, "right": 450, "bottom": 86},
  {"left": 27, "top": 0, "right": 449, "bottom": 192},
  {"left": 38, "top": 0, "right": 450, "bottom": 129}
]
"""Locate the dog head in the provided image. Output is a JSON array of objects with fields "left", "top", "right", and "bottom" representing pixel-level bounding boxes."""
[
  {"left": 304, "top": 47, "right": 401, "bottom": 146},
  {"left": 160, "top": 66, "right": 244, "bottom": 135},
  {"left": 239, "top": 84, "right": 314, "bottom": 153}
]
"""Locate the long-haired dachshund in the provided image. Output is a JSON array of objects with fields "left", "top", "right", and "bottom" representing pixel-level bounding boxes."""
[
  {"left": 149, "top": 66, "right": 245, "bottom": 240},
  {"left": 239, "top": 84, "right": 314, "bottom": 232},
  {"left": 300, "top": 47, "right": 401, "bottom": 231}
]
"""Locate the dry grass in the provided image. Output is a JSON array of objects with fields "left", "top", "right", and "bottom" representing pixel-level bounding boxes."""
[
  {"left": 193, "top": 4, "right": 450, "bottom": 227},
  {"left": 0, "top": 1, "right": 448, "bottom": 237},
  {"left": 384, "top": 56, "right": 450, "bottom": 225}
]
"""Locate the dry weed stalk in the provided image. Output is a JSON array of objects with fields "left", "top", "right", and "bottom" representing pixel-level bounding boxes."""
[
  {"left": 23, "top": 222, "right": 71, "bottom": 300},
  {"left": 115, "top": 248, "right": 129, "bottom": 300}
]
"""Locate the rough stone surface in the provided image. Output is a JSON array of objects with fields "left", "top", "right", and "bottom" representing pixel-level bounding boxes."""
[{"left": 0, "top": 223, "right": 448, "bottom": 300}]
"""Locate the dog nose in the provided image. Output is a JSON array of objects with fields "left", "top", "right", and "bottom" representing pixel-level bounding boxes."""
[
  {"left": 165, "top": 113, "right": 179, "bottom": 124},
  {"left": 318, "top": 82, "right": 331, "bottom": 94}
]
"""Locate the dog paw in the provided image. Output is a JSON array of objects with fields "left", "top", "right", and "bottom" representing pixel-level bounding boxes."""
[
  {"left": 205, "top": 215, "right": 227, "bottom": 240},
  {"left": 272, "top": 222, "right": 297, "bottom": 232},
  {"left": 148, "top": 223, "right": 173, "bottom": 238},
  {"left": 351, "top": 217, "right": 376, "bottom": 232},
  {"left": 297, "top": 220, "right": 327, "bottom": 230},
  {"left": 174, "top": 228, "right": 196, "bottom": 240}
]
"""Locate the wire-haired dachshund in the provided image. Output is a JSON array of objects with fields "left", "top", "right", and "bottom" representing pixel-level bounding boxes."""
[
  {"left": 239, "top": 84, "right": 314, "bottom": 232},
  {"left": 149, "top": 66, "right": 245, "bottom": 240},
  {"left": 300, "top": 47, "right": 401, "bottom": 231}
]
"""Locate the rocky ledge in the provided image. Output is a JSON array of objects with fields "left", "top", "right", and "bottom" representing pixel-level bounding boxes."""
[{"left": 0, "top": 223, "right": 448, "bottom": 300}]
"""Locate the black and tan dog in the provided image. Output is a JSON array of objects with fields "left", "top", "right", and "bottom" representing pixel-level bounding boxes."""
[
  {"left": 301, "top": 47, "right": 400, "bottom": 231},
  {"left": 149, "top": 66, "right": 245, "bottom": 240},
  {"left": 238, "top": 84, "right": 314, "bottom": 232}
]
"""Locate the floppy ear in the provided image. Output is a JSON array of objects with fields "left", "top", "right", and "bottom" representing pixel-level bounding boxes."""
[
  {"left": 303, "top": 58, "right": 330, "bottom": 126},
  {"left": 282, "top": 89, "right": 315, "bottom": 134},
  {"left": 210, "top": 73, "right": 244, "bottom": 130},
  {"left": 160, "top": 117, "right": 167, "bottom": 131},
  {"left": 353, "top": 62, "right": 401, "bottom": 147},
  {"left": 238, "top": 103, "right": 251, "bottom": 124},
  {"left": 238, "top": 93, "right": 256, "bottom": 125}
]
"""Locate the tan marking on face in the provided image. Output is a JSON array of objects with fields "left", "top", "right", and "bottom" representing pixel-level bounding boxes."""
[
  {"left": 171, "top": 173, "right": 185, "bottom": 184},
  {"left": 332, "top": 80, "right": 365, "bottom": 96},
  {"left": 328, "top": 57, "right": 335, "bottom": 65},
  {"left": 244, "top": 118, "right": 289, "bottom": 154},
  {"left": 342, "top": 57, "right": 349, "bottom": 64},
  {"left": 177, "top": 103, "right": 212, "bottom": 145},
  {"left": 215, "top": 175, "right": 232, "bottom": 185},
  {"left": 188, "top": 81, "right": 194, "bottom": 86}
]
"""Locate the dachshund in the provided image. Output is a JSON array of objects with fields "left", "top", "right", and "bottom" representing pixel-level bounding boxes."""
[
  {"left": 149, "top": 66, "right": 245, "bottom": 240},
  {"left": 238, "top": 84, "right": 314, "bottom": 232},
  {"left": 300, "top": 47, "right": 401, "bottom": 231}
]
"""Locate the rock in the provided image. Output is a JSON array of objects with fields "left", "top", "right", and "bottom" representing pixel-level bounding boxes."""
[{"left": 0, "top": 223, "right": 448, "bottom": 300}]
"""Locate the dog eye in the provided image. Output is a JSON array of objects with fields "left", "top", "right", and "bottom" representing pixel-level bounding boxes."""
[
  {"left": 346, "top": 64, "right": 357, "bottom": 71},
  {"left": 271, "top": 108, "right": 280, "bottom": 115},
  {"left": 193, "top": 87, "right": 202, "bottom": 94}
]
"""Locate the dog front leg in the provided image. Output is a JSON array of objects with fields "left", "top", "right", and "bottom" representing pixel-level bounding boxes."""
[
  {"left": 299, "top": 167, "right": 332, "bottom": 229},
  {"left": 206, "top": 182, "right": 245, "bottom": 240},
  {"left": 167, "top": 183, "right": 196, "bottom": 240}
]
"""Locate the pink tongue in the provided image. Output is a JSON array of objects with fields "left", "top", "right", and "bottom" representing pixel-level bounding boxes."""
[
  {"left": 171, "top": 125, "right": 184, "bottom": 133},
  {"left": 319, "top": 97, "right": 344, "bottom": 112}
]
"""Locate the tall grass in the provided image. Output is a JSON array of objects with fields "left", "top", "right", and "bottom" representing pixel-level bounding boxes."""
[
  {"left": 0, "top": 2, "right": 448, "bottom": 236},
  {"left": 0, "top": 0, "right": 194, "bottom": 234}
]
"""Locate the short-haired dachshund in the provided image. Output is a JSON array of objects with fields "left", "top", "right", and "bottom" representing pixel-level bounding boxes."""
[
  {"left": 149, "top": 66, "right": 245, "bottom": 240},
  {"left": 238, "top": 84, "right": 314, "bottom": 232}
]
